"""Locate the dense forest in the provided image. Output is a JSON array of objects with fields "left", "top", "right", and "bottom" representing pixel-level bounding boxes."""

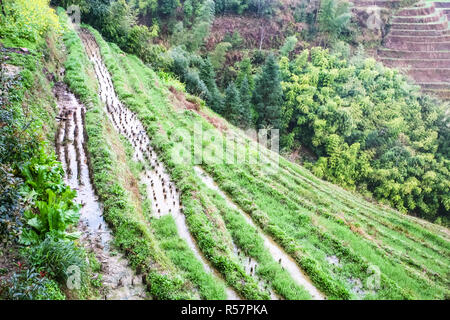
[{"left": 0, "top": 0, "right": 448, "bottom": 302}]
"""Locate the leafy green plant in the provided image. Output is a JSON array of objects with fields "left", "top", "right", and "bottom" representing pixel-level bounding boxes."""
[
  {"left": 22, "top": 189, "right": 80, "bottom": 243},
  {"left": 20, "top": 145, "right": 68, "bottom": 196},
  {"left": 19, "top": 145, "right": 80, "bottom": 244},
  {"left": 0, "top": 0, "right": 61, "bottom": 46},
  {"left": 26, "top": 235, "right": 87, "bottom": 286},
  {"left": 0, "top": 165, "right": 24, "bottom": 246},
  {"left": 1, "top": 266, "right": 65, "bottom": 300}
]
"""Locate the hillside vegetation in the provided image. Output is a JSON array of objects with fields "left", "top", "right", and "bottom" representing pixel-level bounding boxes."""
[
  {"left": 0, "top": 0, "right": 449, "bottom": 301},
  {"left": 0, "top": 0, "right": 99, "bottom": 299},
  {"left": 80, "top": 21, "right": 450, "bottom": 299},
  {"left": 49, "top": 0, "right": 450, "bottom": 224}
]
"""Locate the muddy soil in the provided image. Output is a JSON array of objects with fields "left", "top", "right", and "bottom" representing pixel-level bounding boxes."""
[{"left": 53, "top": 81, "right": 146, "bottom": 300}]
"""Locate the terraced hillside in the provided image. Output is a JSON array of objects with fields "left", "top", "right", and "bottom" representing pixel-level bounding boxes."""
[
  {"left": 377, "top": 0, "right": 450, "bottom": 99},
  {"left": 62, "top": 18, "right": 450, "bottom": 300},
  {"left": 436, "top": 1, "right": 450, "bottom": 19},
  {"left": 351, "top": 0, "right": 403, "bottom": 9}
]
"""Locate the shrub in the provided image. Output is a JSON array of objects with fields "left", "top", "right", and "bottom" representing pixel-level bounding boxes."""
[
  {"left": 0, "top": 0, "right": 61, "bottom": 45},
  {"left": 19, "top": 145, "right": 80, "bottom": 243},
  {"left": 0, "top": 165, "right": 24, "bottom": 246},
  {"left": 1, "top": 266, "right": 65, "bottom": 300},
  {"left": 318, "top": 0, "right": 352, "bottom": 43},
  {"left": 26, "top": 235, "right": 88, "bottom": 287}
]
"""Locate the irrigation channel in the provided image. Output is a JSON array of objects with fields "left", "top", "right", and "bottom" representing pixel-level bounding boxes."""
[
  {"left": 78, "top": 29, "right": 245, "bottom": 300},
  {"left": 54, "top": 81, "right": 147, "bottom": 300},
  {"left": 194, "top": 167, "right": 325, "bottom": 300}
]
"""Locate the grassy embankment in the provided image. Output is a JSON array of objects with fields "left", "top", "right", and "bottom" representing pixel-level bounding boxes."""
[
  {"left": 59, "top": 9, "right": 243, "bottom": 299},
  {"left": 58, "top": 10, "right": 218, "bottom": 299},
  {"left": 87, "top": 26, "right": 313, "bottom": 300},
  {"left": 0, "top": 3, "right": 99, "bottom": 299},
  {"left": 87, "top": 26, "right": 450, "bottom": 300}
]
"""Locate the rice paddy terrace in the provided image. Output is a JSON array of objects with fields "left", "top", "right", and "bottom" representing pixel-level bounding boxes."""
[
  {"left": 57, "top": 16, "right": 450, "bottom": 300},
  {"left": 372, "top": 0, "right": 450, "bottom": 99}
]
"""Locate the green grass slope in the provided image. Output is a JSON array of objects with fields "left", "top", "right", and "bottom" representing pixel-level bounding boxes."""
[{"left": 82, "top": 25, "right": 449, "bottom": 300}]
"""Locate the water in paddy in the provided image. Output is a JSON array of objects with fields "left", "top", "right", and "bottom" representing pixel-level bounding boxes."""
[
  {"left": 79, "top": 29, "right": 240, "bottom": 300},
  {"left": 54, "top": 81, "right": 146, "bottom": 300},
  {"left": 194, "top": 166, "right": 325, "bottom": 300}
]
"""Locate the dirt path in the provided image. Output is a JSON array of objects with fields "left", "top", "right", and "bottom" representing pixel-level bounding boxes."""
[
  {"left": 53, "top": 81, "right": 146, "bottom": 300},
  {"left": 78, "top": 29, "right": 241, "bottom": 300}
]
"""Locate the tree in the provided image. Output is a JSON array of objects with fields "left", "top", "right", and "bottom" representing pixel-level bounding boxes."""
[
  {"left": 249, "top": 0, "right": 274, "bottom": 16},
  {"left": 252, "top": 54, "right": 283, "bottom": 129},
  {"left": 318, "top": 0, "right": 352, "bottom": 43},
  {"left": 129, "top": 0, "right": 157, "bottom": 16},
  {"left": 210, "top": 42, "right": 232, "bottom": 70},
  {"left": 239, "top": 75, "right": 253, "bottom": 128},
  {"left": 183, "top": 0, "right": 194, "bottom": 24},
  {"left": 83, "top": 0, "right": 111, "bottom": 31},
  {"left": 158, "top": 0, "right": 180, "bottom": 16},
  {"left": 186, "top": 0, "right": 215, "bottom": 51},
  {"left": 280, "top": 35, "right": 297, "bottom": 57},
  {"left": 199, "top": 58, "right": 223, "bottom": 112},
  {"left": 126, "top": 24, "right": 158, "bottom": 59},
  {"left": 223, "top": 82, "right": 241, "bottom": 125},
  {"left": 236, "top": 57, "right": 254, "bottom": 90},
  {"left": 102, "top": 0, "right": 136, "bottom": 47}
]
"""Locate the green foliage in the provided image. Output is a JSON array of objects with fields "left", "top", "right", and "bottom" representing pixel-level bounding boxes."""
[
  {"left": 0, "top": 0, "right": 62, "bottom": 46},
  {"left": 22, "top": 189, "right": 80, "bottom": 243},
  {"left": 318, "top": 0, "right": 352, "bottom": 43},
  {"left": 19, "top": 145, "right": 80, "bottom": 244},
  {"left": 224, "top": 31, "right": 244, "bottom": 50},
  {"left": 125, "top": 24, "right": 156, "bottom": 57},
  {"left": 280, "top": 35, "right": 297, "bottom": 57},
  {"left": 280, "top": 47, "right": 449, "bottom": 223},
  {"left": 79, "top": 0, "right": 112, "bottom": 34},
  {"left": 236, "top": 57, "right": 254, "bottom": 90},
  {"left": 0, "top": 58, "right": 39, "bottom": 166},
  {"left": 199, "top": 57, "right": 223, "bottom": 112},
  {"left": 158, "top": 0, "right": 180, "bottom": 16},
  {"left": 170, "top": 47, "right": 225, "bottom": 111},
  {"left": 436, "top": 112, "right": 449, "bottom": 159},
  {"left": 194, "top": 0, "right": 215, "bottom": 42},
  {"left": 223, "top": 81, "right": 241, "bottom": 125},
  {"left": 124, "top": 23, "right": 165, "bottom": 69},
  {"left": 238, "top": 75, "right": 253, "bottom": 128},
  {"left": 0, "top": 61, "right": 32, "bottom": 246},
  {"left": 102, "top": 0, "right": 137, "bottom": 48},
  {"left": 26, "top": 235, "right": 88, "bottom": 286},
  {"left": 210, "top": 42, "right": 232, "bottom": 70},
  {"left": 173, "top": 0, "right": 215, "bottom": 52},
  {"left": 215, "top": 0, "right": 274, "bottom": 16},
  {"left": 1, "top": 267, "right": 65, "bottom": 300},
  {"left": 253, "top": 54, "right": 283, "bottom": 129},
  {"left": 0, "top": 165, "right": 24, "bottom": 246},
  {"left": 129, "top": 0, "right": 158, "bottom": 16}
]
